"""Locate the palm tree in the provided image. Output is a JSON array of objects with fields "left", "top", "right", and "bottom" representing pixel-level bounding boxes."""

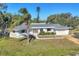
[
  {"left": 36, "top": 6, "right": 40, "bottom": 23},
  {"left": 19, "top": 8, "right": 31, "bottom": 43},
  {"left": 19, "top": 8, "right": 31, "bottom": 24},
  {"left": 19, "top": 8, "right": 28, "bottom": 15}
]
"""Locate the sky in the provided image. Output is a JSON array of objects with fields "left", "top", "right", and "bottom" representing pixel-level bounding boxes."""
[{"left": 6, "top": 3, "right": 79, "bottom": 20}]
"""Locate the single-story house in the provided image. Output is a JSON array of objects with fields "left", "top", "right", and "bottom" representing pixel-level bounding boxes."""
[
  {"left": 12, "top": 23, "right": 70, "bottom": 37},
  {"left": 30, "top": 23, "right": 70, "bottom": 36}
]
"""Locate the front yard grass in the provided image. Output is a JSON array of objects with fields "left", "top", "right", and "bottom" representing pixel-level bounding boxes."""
[{"left": 0, "top": 38, "right": 79, "bottom": 56}]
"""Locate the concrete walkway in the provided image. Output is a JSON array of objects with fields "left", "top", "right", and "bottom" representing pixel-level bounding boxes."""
[{"left": 65, "top": 35, "right": 79, "bottom": 45}]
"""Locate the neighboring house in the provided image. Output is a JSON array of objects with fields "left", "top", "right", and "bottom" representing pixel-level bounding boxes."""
[{"left": 10, "top": 23, "right": 70, "bottom": 39}]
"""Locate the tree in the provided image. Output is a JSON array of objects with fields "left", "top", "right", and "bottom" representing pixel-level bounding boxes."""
[
  {"left": 46, "top": 13, "right": 79, "bottom": 28},
  {"left": 19, "top": 8, "right": 31, "bottom": 24},
  {"left": 19, "top": 8, "right": 31, "bottom": 43},
  {"left": 19, "top": 8, "right": 28, "bottom": 15},
  {"left": 23, "top": 13, "right": 31, "bottom": 25},
  {"left": 0, "top": 3, "right": 10, "bottom": 36},
  {"left": 36, "top": 6, "right": 40, "bottom": 23},
  {"left": 0, "top": 3, "right": 7, "bottom": 13}
]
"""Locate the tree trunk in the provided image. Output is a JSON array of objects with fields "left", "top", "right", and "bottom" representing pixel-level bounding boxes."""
[
  {"left": 25, "top": 21, "right": 30, "bottom": 43},
  {"left": 27, "top": 24, "right": 30, "bottom": 43},
  {"left": 37, "top": 12, "right": 39, "bottom": 23}
]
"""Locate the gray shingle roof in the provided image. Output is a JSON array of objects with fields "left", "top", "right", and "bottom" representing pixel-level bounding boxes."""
[
  {"left": 31, "top": 23, "right": 70, "bottom": 30},
  {"left": 13, "top": 23, "right": 70, "bottom": 31},
  {"left": 13, "top": 23, "right": 28, "bottom": 31}
]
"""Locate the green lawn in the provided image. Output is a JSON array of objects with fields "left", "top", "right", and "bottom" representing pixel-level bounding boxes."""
[{"left": 0, "top": 38, "right": 79, "bottom": 56}]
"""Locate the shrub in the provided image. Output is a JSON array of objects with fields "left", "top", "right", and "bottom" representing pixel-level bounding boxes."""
[{"left": 39, "top": 31, "right": 55, "bottom": 35}]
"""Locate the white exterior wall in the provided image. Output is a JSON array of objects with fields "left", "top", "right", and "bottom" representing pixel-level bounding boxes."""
[
  {"left": 30, "top": 29, "right": 40, "bottom": 39},
  {"left": 30, "top": 29, "right": 69, "bottom": 38},
  {"left": 55, "top": 30, "right": 69, "bottom": 35},
  {"left": 38, "top": 29, "right": 41, "bottom": 34},
  {"left": 30, "top": 29, "right": 40, "bottom": 34},
  {"left": 43, "top": 29, "right": 54, "bottom": 32}
]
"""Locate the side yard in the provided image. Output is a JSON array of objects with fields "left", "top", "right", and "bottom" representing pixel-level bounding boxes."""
[{"left": 0, "top": 38, "right": 78, "bottom": 56}]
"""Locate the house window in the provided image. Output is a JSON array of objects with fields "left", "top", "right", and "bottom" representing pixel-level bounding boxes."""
[
  {"left": 13, "top": 30, "right": 15, "bottom": 33},
  {"left": 40, "top": 28, "right": 43, "bottom": 32},
  {"left": 20, "top": 30, "right": 26, "bottom": 33},
  {"left": 47, "top": 28, "right": 51, "bottom": 31}
]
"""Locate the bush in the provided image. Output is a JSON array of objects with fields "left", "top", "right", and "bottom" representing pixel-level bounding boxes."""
[{"left": 39, "top": 31, "right": 55, "bottom": 35}]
